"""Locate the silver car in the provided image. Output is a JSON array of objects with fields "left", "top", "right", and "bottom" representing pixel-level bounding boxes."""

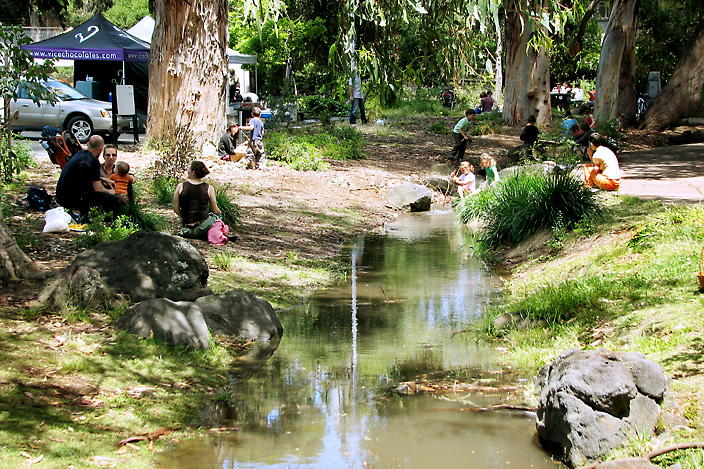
[{"left": 10, "top": 78, "right": 132, "bottom": 143}]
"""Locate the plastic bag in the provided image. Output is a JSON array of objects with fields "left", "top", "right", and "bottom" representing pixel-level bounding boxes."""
[
  {"left": 207, "top": 219, "right": 230, "bottom": 245},
  {"left": 43, "top": 207, "right": 71, "bottom": 233}
]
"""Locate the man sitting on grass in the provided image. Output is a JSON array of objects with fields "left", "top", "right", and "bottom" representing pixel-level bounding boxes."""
[{"left": 56, "top": 135, "right": 120, "bottom": 224}]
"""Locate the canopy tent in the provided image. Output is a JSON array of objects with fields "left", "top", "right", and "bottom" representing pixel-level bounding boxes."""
[
  {"left": 126, "top": 15, "right": 258, "bottom": 98},
  {"left": 21, "top": 14, "right": 150, "bottom": 115}
]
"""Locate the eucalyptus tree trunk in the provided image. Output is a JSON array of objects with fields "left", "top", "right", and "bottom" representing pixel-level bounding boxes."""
[
  {"left": 494, "top": 24, "right": 504, "bottom": 102},
  {"left": 147, "top": 0, "right": 229, "bottom": 150},
  {"left": 594, "top": 0, "right": 641, "bottom": 126},
  {"left": 503, "top": 1, "right": 552, "bottom": 127},
  {"left": 642, "top": 18, "right": 704, "bottom": 130},
  {"left": 0, "top": 211, "right": 32, "bottom": 284}
]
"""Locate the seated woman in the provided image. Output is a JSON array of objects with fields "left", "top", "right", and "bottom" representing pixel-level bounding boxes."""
[
  {"left": 173, "top": 161, "right": 221, "bottom": 239},
  {"left": 584, "top": 133, "right": 621, "bottom": 191}
]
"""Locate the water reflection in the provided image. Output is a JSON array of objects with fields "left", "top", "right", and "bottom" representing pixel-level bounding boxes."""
[{"left": 156, "top": 208, "right": 557, "bottom": 468}]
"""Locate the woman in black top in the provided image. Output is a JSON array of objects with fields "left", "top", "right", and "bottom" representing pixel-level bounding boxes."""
[{"left": 173, "top": 161, "right": 221, "bottom": 239}]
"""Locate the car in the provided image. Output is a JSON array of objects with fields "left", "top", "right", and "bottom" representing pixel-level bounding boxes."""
[{"left": 9, "top": 78, "right": 132, "bottom": 143}]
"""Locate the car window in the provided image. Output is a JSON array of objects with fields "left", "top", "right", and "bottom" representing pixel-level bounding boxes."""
[
  {"left": 45, "top": 79, "right": 87, "bottom": 101},
  {"left": 17, "top": 84, "right": 31, "bottom": 100}
]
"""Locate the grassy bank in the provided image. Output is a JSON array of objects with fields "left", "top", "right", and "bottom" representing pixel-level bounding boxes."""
[{"left": 476, "top": 194, "right": 704, "bottom": 465}]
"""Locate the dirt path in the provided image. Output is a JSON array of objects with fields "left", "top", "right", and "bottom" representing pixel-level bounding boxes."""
[{"left": 617, "top": 143, "right": 704, "bottom": 203}]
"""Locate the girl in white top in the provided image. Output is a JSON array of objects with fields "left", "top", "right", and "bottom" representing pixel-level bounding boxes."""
[
  {"left": 584, "top": 133, "right": 621, "bottom": 191},
  {"left": 452, "top": 161, "right": 477, "bottom": 200}
]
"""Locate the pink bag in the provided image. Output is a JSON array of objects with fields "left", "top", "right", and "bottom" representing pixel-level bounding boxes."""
[{"left": 207, "top": 220, "right": 230, "bottom": 245}]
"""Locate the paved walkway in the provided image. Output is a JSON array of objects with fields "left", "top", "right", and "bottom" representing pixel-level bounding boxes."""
[{"left": 617, "top": 143, "right": 704, "bottom": 203}]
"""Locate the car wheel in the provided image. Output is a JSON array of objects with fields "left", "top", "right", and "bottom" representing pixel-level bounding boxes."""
[{"left": 67, "top": 115, "right": 93, "bottom": 143}]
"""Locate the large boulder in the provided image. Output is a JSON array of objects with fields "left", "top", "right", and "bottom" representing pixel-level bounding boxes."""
[
  {"left": 385, "top": 183, "right": 432, "bottom": 212},
  {"left": 42, "top": 231, "right": 212, "bottom": 305},
  {"left": 39, "top": 264, "right": 126, "bottom": 311},
  {"left": 195, "top": 290, "right": 284, "bottom": 341},
  {"left": 536, "top": 349, "right": 668, "bottom": 468},
  {"left": 115, "top": 298, "right": 211, "bottom": 350}
]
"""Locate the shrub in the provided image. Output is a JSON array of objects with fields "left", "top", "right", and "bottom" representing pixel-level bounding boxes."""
[
  {"left": 145, "top": 126, "right": 198, "bottom": 180},
  {"left": 298, "top": 95, "right": 348, "bottom": 117},
  {"left": 77, "top": 211, "right": 140, "bottom": 247},
  {"left": 267, "top": 126, "right": 363, "bottom": 170},
  {"left": 213, "top": 184, "right": 241, "bottom": 228},
  {"left": 0, "top": 134, "right": 35, "bottom": 183},
  {"left": 457, "top": 169, "right": 603, "bottom": 247},
  {"left": 150, "top": 176, "right": 177, "bottom": 206}
]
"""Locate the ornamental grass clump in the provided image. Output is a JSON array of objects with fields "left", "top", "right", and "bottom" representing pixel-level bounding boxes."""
[{"left": 458, "top": 169, "right": 603, "bottom": 247}]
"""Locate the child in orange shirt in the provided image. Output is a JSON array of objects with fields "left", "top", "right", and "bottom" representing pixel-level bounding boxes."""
[{"left": 109, "top": 161, "right": 135, "bottom": 203}]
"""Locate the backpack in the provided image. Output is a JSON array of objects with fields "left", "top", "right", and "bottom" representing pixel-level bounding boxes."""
[
  {"left": 47, "top": 131, "right": 82, "bottom": 168},
  {"left": 27, "top": 186, "right": 53, "bottom": 211}
]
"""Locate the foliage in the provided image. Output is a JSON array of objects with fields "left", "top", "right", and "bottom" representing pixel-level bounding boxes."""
[
  {"left": 298, "top": 95, "right": 348, "bottom": 117},
  {"left": 488, "top": 203, "right": 704, "bottom": 331},
  {"left": 150, "top": 176, "right": 177, "bottom": 206},
  {"left": 0, "top": 135, "right": 34, "bottom": 182},
  {"left": 428, "top": 121, "right": 449, "bottom": 134},
  {"left": 213, "top": 184, "right": 241, "bottom": 228},
  {"left": 145, "top": 126, "right": 198, "bottom": 180},
  {"left": 267, "top": 125, "right": 364, "bottom": 171},
  {"left": 457, "top": 169, "right": 603, "bottom": 247},
  {"left": 635, "top": 0, "right": 703, "bottom": 91},
  {"left": 0, "top": 23, "right": 55, "bottom": 182},
  {"left": 77, "top": 211, "right": 140, "bottom": 247},
  {"left": 103, "top": 0, "right": 150, "bottom": 29},
  {"left": 472, "top": 111, "right": 504, "bottom": 135},
  {"left": 212, "top": 250, "right": 234, "bottom": 270},
  {"left": 233, "top": 16, "right": 336, "bottom": 97}
]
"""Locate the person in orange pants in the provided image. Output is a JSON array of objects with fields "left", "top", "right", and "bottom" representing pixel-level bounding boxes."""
[{"left": 584, "top": 133, "right": 621, "bottom": 191}]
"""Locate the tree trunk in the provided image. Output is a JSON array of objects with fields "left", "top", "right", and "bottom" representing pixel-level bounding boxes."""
[
  {"left": 642, "top": 18, "right": 704, "bottom": 130},
  {"left": 503, "top": 2, "right": 552, "bottom": 127},
  {"left": 494, "top": 23, "right": 504, "bottom": 103},
  {"left": 147, "top": 0, "right": 229, "bottom": 150},
  {"left": 0, "top": 210, "right": 32, "bottom": 284},
  {"left": 594, "top": 0, "right": 641, "bottom": 126}
]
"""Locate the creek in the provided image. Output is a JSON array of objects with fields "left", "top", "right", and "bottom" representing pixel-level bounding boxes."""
[{"left": 157, "top": 208, "right": 558, "bottom": 468}]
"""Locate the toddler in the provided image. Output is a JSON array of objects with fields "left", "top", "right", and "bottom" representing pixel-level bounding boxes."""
[
  {"left": 480, "top": 153, "right": 500, "bottom": 186},
  {"left": 109, "top": 161, "right": 135, "bottom": 203},
  {"left": 452, "top": 161, "right": 477, "bottom": 200}
]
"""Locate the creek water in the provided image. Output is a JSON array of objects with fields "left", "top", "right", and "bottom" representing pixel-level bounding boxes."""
[{"left": 156, "top": 208, "right": 559, "bottom": 468}]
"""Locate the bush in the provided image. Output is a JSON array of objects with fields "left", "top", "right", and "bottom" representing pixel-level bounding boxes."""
[
  {"left": 457, "top": 169, "right": 603, "bottom": 247},
  {"left": 213, "top": 184, "right": 241, "bottom": 228},
  {"left": 145, "top": 127, "right": 198, "bottom": 180},
  {"left": 77, "top": 212, "right": 140, "bottom": 247},
  {"left": 150, "top": 176, "right": 177, "bottom": 207},
  {"left": 267, "top": 126, "right": 363, "bottom": 170},
  {"left": 298, "top": 95, "right": 348, "bottom": 117},
  {"left": 0, "top": 134, "right": 35, "bottom": 183}
]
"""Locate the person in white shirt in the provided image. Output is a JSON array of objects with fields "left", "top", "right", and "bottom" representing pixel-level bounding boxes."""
[
  {"left": 572, "top": 85, "right": 584, "bottom": 102},
  {"left": 584, "top": 133, "right": 621, "bottom": 191},
  {"left": 349, "top": 72, "right": 368, "bottom": 125}
]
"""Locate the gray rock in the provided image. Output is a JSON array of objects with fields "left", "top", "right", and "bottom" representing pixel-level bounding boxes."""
[
  {"left": 195, "top": 289, "right": 284, "bottom": 341},
  {"left": 385, "top": 183, "right": 432, "bottom": 212},
  {"left": 429, "top": 163, "right": 454, "bottom": 175},
  {"left": 39, "top": 264, "right": 126, "bottom": 311},
  {"left": 537, "top": 349, "right": 668, "bottom": 468},
  {"left": 423, "top": 176, "right": 455, "bottom": 195},
  {"left": 116, "top": 298, "right": 211, "bottom": 350},
  {"left": 43, "top": 231, "right": 212, "bottom": 304},
  {"left": 618, "top": 352, "right": 668, "bottom": 400},
  {"left": 538, "top": 391, "right": 625, "bottom": 467}
]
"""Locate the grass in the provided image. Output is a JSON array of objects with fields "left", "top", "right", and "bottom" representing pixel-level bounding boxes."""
[
  {"left": 0, "top": 314, "right": 247, "bottom": 469},
  {"left": 267, "top": 125, "right": 365, "bottom": 171},
  {"left": 457, "top": 168, "right": 603, "bottom": 247}
]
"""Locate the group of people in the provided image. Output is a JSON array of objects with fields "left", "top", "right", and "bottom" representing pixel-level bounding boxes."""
[
  {"left": 447, "top": 105, "right": 621, "bottom": 199},
  {"left": 55, "top": 135, "right": 134, "bottom": 224},
  {"left": 217, "top": 106, "right": 266, "bottom": 169},
  {"left": 475, "top": 91, "right": 495, "bottom": 115}
]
